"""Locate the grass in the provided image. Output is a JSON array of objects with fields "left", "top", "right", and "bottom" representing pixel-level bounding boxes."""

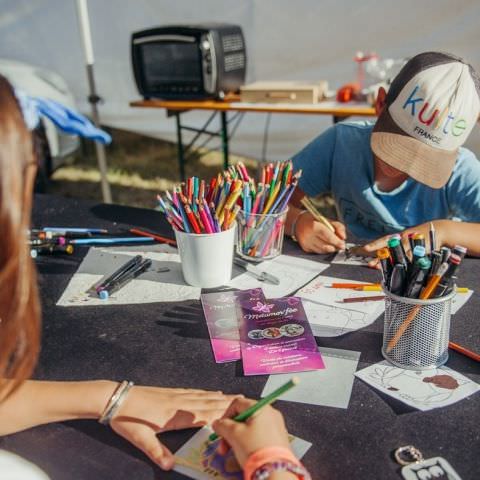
[{"left": 47, "top": 127, "right": 336, "bottom": 217}]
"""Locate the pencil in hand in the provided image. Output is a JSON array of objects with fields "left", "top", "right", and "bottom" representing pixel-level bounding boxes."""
[
  {"left": 208, "top": 377, "right": 299, "bottom": 442},
  {"left": 300, "top": 197, "right": 335, "bottom": 233}
]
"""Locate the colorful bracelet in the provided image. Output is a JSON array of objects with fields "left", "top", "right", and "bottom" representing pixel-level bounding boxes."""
[
  {"left": 98, "top": 380, "right": 134, "bottom": 425},
  {"left": 243, "top": 446, "right": 307, "bottom": 480},
  {"left": 252, "top": 460, "right": 311, "bottom": 480}
]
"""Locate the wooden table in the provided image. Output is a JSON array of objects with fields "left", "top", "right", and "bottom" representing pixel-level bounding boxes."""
[{"left": 130, "top": 96, "right": 376, "bottom": 180}]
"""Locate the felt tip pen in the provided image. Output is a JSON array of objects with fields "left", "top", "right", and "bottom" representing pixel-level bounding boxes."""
[
  {"left": 404, "top": 257, "right": 431, "bottom": 299},
  {"left": 389, "top": 263, "right": 407, "bottom": 296},
  {"left": 70, "top": 237, "right": 155, "bottom": 245},
  {"left": 96, "top": 255, "right": 143, "bottom": 293},
  {"left": 208, "top": 377, "right": 299, "bottom": 442},
  {"left": 387, "top": 237, "right": 408, "bottom": 269},
  {"left": 440, "top": 246, "right": 451, "bottom": 264},
  {"left": 43, "top": 227, "right": 108, "bottom": 234},
  {"left": 99, "top": 259, "right": 153, "bottom": 300},
  {"left": 413, "top": 233, "right": 426, "bottom": 249},
  {"left": 376, "top": 248, "right": 392, "bottom": 285},
  {"left": 412, "top": 245, "right": 426, "bottom": 264},
  {"left": 433, "top": 254, "right": 461, "bottom": 298},
  {"left": 452, "top": 245, "right": 467, "bottom": 261}
]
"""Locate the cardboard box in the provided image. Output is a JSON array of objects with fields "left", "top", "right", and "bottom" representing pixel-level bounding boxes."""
[{"left": 240, "top": 81, "right": 328, "bottom": 104}]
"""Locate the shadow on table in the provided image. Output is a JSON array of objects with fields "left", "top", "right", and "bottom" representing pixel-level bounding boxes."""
[
  {"left": 64, "top": 420, "right": 189, "bottom": 479},
  {"left": 157, "top": 303, "right": 210, "bottom": 341}
]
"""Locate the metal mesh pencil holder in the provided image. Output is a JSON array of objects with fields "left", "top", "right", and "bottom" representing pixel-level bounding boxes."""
[{"left": 381, "top": 286, "right": 455, "bottom": 370}]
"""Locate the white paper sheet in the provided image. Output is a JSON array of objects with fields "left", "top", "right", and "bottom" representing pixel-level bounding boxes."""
[
  {"left": 355, "top": 361, "right": 480, "bottom": 411},
  {"left": 451, "top": 289, "right": 473, "bottom": 314},
  {"left": 331, "top": 243, "right": 374, "bottom": 266},
  {"left": 227, "top": 255, "right": 328, "bottom": 298},
  {"left": 56, "top": 245, "right": 201, "bottom": 306},
  {"left": 262, "top": 347, "right": 360, "bottom": 408},
  {"left": 174, "top": 426, "right": 311, "bottom": 480}
]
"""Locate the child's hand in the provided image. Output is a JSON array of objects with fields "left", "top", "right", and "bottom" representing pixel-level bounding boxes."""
[
  {"left": 212, "top": 397, "right": 292, "bottom": 467},
  {"left": 295, "top": 212, "right": 346, "bottom": 253},
  {"left": 362, "top": 220, "right": 447, "bottom": 267},
  {"left": 110, "top": 386, "right": 239, "bottom": 470}
]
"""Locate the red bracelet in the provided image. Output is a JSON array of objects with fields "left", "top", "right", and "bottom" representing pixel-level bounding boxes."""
[{"left": 243, "top": 446, "right": 303, "bottom": 480}]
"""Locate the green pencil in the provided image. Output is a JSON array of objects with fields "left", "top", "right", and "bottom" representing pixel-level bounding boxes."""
[{"left": 208, "top": 377, "right": 299, "bottom": 442}]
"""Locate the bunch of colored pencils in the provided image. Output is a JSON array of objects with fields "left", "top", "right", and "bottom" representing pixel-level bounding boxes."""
[{"left": 157, "top": 160, "right": 300, "bottom": 241}]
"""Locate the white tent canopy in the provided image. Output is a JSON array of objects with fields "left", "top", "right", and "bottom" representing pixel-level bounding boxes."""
[{"left": 1, "top": 0, "right": 479, "bottom": 161}]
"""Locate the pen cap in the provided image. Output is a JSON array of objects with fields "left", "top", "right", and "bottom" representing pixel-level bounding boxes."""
[
  {"left": 387, "top": 237, "right": 407, "bottom": 267},
  {"left": 452, "top": 245, "right": 467, "bottom": 261},
  {"left": 376, "top": 248, "right": 390, "bottom": 260},
  {"left": 412, "top": 245, "right": 426, "bottom": 259},
  {"left": 416, "top": 256, "right": 432, "bottom": 270}
]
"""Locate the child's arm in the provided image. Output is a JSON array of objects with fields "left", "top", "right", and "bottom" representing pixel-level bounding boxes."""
[
  {"left": 363, "top": 219, "right": 480, "bottom": 257},
  {"left": 0, "top": 380, "right": 236, "bottom": 470}
]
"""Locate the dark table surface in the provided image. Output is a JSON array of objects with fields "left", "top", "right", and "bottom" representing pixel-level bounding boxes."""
[{"left": 1, "top": 194, "right": 479, "bottom": 480}]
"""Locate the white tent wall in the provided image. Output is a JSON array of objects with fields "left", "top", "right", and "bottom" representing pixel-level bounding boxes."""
[{"left": 0, "top": 0, "right": 479, "bottom": 162}]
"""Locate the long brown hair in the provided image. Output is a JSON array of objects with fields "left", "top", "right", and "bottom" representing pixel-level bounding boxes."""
[{"left": 0, "top": 75, "right": 41, "bottom": 400}]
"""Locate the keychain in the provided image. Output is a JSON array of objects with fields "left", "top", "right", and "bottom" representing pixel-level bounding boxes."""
[{"left": 394, "top": 445, "right": 463, "bottom": 480}]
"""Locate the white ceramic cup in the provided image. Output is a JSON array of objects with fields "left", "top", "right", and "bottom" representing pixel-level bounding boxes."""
[{"left": 174, "top": 224, "right": 236, "bottom": 288}]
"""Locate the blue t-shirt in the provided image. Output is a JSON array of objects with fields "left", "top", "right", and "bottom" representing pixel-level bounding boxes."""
[{"left": 292, "top": 121, "right": 480, "bottom": 241}]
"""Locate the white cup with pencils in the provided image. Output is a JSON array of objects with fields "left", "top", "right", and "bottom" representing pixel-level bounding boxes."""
[{"left": 175, "top": 224, "right": 236, "bottom": 288}]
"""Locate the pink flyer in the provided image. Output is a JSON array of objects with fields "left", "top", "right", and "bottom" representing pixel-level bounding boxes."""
[
  {"left": 201, "top": 289, "right": 265, "bottom": 363},
  {"left": 238, "top": 296, "right": 325, "bottom": 375}
]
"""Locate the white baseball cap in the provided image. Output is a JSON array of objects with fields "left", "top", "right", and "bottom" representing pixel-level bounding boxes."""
[{"left": 371, "top": 52, "right": 480, "bottom": 188}]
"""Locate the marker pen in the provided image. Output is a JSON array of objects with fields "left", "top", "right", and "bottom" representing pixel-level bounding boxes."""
[
  {"left": 376, "top": 248, "right": 392, "bottom": 285},
  {"left": 389, "top": 263, "right": 407, "bottom": 296},
  {"left": 440, "top": 246, "right": 451, "bottom": 264},
  {"left": 452, "top": 245, "right": 467, "bottom": 261},
  {"left": 408, "top": 232, "right": 417, "bottom": 253},
  {"left": 413, "top": 233, "right": 426, "bottom": 249},
  {"left": 429, "top": 251, "right": 442, "bottom": 276},
  {"left": 404, "top": 257, "right": 431, "bottom": 299},
  {"left": 412, "top": 245, "right": 426, "bottom": 264},
  {"left": 387, "top": 237, "right": 408, "bottom": 269},
  {"left": 433, "top": 254, "right": 462, "bottom": 298}
]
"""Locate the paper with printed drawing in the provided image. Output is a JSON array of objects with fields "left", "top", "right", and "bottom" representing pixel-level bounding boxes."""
[
  {"left": 332, "top": 243, "right": 374, "bottom": 266},
  {"left": 451, "top": 289, "right": 473, "bottom": 314},
  {"left": 262, "top": 347, "right": 360, "bottom": 408},
  {"left": 355, "top": 361, "right": 480, "bottom": 411},
  {"left": 56, "top": 245, "right": 200, "bottom": 306},
  {"left": 297, "top": 275, "right": 385, "bottom": 316},
  {"left": 301, "top": 299, "right": 381, "bottom": 337},
  {"left": 226, "top": 254, "right": 328, "bottom": 297},
  {"left": 174, "top": 426, "right": 311, "bottom": 480}
]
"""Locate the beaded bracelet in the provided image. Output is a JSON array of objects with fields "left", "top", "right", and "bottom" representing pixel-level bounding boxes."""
[
  {"left": 98, "top": 380, "right": 134, "bottom": 425},
  {"left": 244, "top": 446, "right": 306, "bottom": 480},
  {"left": 252, "top": 460, "right": 311, "bottom": 480}
]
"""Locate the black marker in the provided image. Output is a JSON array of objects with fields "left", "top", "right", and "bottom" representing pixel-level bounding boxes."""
[
  {"left": 405, "top": 257, "right": 431, "bottom": 299},
  {"left": 95, "top": 255, "right": 143, "bottom": 293},
  {"left": 99, "top": 259, "right": 152, "bottom": 299},
  {"left": 376, "top": 248, "right": 392, "bottom": 285},
  {"left": 389, "top": 263, "right": 407, "bottom": 296},
  {"left": 387, "top": 238, "right": 408, "bottom": 269}
]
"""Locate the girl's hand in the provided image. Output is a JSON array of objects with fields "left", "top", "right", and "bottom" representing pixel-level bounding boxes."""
[
  {"left": 110, "top": 386, "right": 238, "bottom": 470},
  {"left": 212, "top": 397, "right": 291, "bottom": 467}
]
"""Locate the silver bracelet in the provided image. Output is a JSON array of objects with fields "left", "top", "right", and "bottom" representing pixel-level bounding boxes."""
[
  {"left": 290, "top": 209, "right": 309, "bottom": 242},
  {"left": 98, "top": 381, "right": 134, "bottom": 425}
]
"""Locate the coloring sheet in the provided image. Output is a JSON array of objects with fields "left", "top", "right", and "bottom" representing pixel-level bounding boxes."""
[
  {"left": 227, "top": 255, "right": 328, "bottom": 298},
  {"left": 174, "top": 427, "right": 311, "bottom": 480},
  {"left": 57, "top": 245, "right": 201, "bottom": 306},
  {"left": 296, "top": 275, "right": 386, "bottom": 316},
  {"left": 331, "top": 243, "right": 374, "bottom": 266},
  {"left": 451, "top": 289, "right": 473, "bottom": 314},
  {"left": 355, "top": 361, "right": 480, "bottom": 411},
  {"left": 262, "top": 347, "right": 361, "bottom": 408},
  {"left": 302, "top": 299, "right": 381, "bottom": 337}
]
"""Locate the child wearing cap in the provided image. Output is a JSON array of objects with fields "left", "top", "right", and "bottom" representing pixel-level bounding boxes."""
[{"left": 287, "top": 51, "right": 480, "bottom": 257}]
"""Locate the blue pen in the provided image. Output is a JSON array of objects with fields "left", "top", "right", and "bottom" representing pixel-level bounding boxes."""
[
  {"left": 70, "top": 237, "right": 155, "bottom": 245},
  {"left": 43, "top": 227, "right": 108, "bottom": 234},
  {"left": 177, "top": 201, "right": 191, "bottom": 233}
]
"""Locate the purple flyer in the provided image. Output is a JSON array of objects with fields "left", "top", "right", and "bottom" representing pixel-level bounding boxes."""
[
  {"left": 201, "top": 289, "right": 266, "bottom": 363},
  {"left": 238, "top": 296, "right": 325, "bottom": 375}
]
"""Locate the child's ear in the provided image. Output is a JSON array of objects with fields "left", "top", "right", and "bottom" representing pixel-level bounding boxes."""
[{"left": 375, "top": 87, "right": 388, "bottom": 116}]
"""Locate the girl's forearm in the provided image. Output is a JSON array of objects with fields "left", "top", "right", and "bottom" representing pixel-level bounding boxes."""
[
  {"left": 0, "top": 380, "right": 116, "bottom": 436},
  {"left": 438, "top": 220, "right": 480, "bottom": 256}
]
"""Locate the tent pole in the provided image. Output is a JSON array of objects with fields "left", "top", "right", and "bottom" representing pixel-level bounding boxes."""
[{"left": 75, "top": 0, "right": 112, "bottom": 203}]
